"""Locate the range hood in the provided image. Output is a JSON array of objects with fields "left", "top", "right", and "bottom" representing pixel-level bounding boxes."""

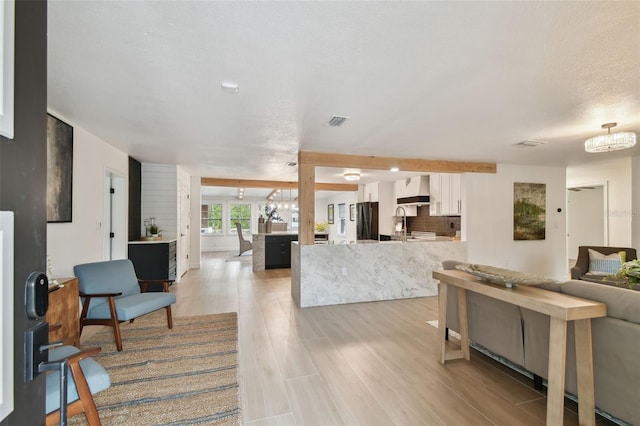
[
  {"left": 396, "top": 176, "right": 430, "bottom": 205},
  {"left": 397, "top": 195, "right": 430, "bottom": 205}
]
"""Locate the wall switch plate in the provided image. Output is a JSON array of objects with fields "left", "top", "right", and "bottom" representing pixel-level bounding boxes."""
[{"left": 341, "top": 267, "right": 347, "bottom": 276}]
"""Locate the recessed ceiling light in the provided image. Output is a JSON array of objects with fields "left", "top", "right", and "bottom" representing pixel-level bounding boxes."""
[
  {"left": 221, "top": 80, "right": 239, "bottom": 93},
  {"left": 390, "top": 167, "right": 399, "bottom": 172}
]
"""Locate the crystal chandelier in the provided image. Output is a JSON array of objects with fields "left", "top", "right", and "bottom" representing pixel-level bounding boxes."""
[{"left": 584, "top": 123, "right": 636, "bottom": 153}]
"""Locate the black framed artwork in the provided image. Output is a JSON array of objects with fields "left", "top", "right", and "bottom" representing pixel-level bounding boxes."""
[
  {"left": 47, "top": 114, "right": 73, "bottom": 223},
  {"left": 328, "top": 204, "right": 334, "bottom": 224}
]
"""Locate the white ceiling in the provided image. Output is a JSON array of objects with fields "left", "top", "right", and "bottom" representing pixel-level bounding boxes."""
[{"left": 47, "top": 1, "right": 640, "bottom": 197}]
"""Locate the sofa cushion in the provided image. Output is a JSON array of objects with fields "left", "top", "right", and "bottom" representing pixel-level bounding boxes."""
[
  {"left": 87, "top": 292, "right": 176, "bottom": 321},
  {"left": 587, "top": 249, "right": 622, "bottom": 275},
  {"left": 560, "top": 279, "right": 640, "bottom": 324}
]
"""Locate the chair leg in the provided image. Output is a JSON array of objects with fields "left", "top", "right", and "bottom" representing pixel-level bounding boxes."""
[
  {"left": 107, "top": 297, "right": 124, "bottom": 351},
  {"left": 166, "top": 305, "right": 173, "bottom": 329},
  {"left": 69, "top": 360, "right": 102, "bottom": 426}
]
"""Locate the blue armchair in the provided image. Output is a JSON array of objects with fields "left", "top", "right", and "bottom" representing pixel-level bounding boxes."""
[
  {"left": 46, "top": 345, "right": 110, "bottom": 425},
  {"left": 74, "top": 259, "right": 177, "bottom": 351}
]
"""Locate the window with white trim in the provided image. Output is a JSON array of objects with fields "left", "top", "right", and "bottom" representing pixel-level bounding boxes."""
[
  {"left": 229, "top": 203, "right": 251, "bottom": 234},
  {"left": 201, "top": 202, "right": 223, "bottom": 234}
]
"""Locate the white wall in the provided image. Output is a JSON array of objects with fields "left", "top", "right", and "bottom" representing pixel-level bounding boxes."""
[
  {"left": 566, "top": 157, "right": 633, "bottom": 247},
  {"left": 316, "top": 192, "right": 358, "bottom": 244},
  {"left": 632, "top": 156, "right": 640, "bottom": 249},
  {"left": 47, "top": 122, "right": 129, "bottom": 278},
  {"left": 142, "top": 163, "right": 178, "bottom": 239},
  {"left": 190, "top": 176, "right": 202, "bottom": 268},
  {"left": 464, "top": 164, "right": 567, "bottom": 280}
]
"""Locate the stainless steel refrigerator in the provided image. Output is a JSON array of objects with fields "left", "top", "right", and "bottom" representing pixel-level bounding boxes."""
[{"left": 356, "top": 201, "right": 379, "bottom": 240}]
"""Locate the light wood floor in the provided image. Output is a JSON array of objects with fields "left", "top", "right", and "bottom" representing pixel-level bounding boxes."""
[{"left": 142, "top": 252, "right": 618, "bottom": 425}]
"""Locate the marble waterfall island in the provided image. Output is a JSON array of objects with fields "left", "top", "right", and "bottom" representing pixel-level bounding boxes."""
[{"left": 291, "top": 240, "right": 468, "bottom": 308}]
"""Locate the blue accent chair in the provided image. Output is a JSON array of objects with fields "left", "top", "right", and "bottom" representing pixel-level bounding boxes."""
[
  {"left": 46, "top": 345, "right": 110, "bottom": 425},
  {"left": 74, "top": 259, "right": 177, "bottom": 351}
]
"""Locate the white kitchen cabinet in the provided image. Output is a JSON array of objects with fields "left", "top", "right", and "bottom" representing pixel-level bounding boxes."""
[{"left": 429, "top": 173, "right": 461, "bottom": 216}]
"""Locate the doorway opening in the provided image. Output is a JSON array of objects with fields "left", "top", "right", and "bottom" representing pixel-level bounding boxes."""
[{"left": 566, "top": 183, "right": 608, "bottom": 266}]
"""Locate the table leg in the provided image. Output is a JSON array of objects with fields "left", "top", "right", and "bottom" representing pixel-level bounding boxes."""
[
  {"left": 547, "top": 316, "right": 568, "bottom": 425},
  {"left": 438, "top": 282, "right": 448, "bottom": 364},
  {"left": 457, "top": 287, "right": 470, "bottom": 361},
  {"left": 574, "top": 319, "right": 596, "bottom": 426},
  {"left": 437, "top": 282, "right": 468, "bottom": 364}
]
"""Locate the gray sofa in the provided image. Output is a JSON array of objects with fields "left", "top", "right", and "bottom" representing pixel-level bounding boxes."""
[{"left": 442, "top": 260, "right": 640, "bottom": 425}]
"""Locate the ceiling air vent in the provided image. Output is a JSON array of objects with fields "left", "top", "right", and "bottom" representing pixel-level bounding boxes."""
[
  {"left": 328, "top": 116, "right": 349, "bottom": 127},
  {"left": 516, "top": 140, "right": 548, "bottom": 147}
]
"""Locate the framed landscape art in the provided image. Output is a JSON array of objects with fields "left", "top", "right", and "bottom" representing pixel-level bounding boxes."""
[{"left": 513, "top": 182, "right": 545, "bottom": 240}]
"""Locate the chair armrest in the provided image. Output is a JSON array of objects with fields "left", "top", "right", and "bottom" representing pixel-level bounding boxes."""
[
  {"left": 64, "top": 347, "right": 101, "bottom": 364},
  {"left": 138, "top": 279, "right": 174, "bottom": 293},
  {"left": 570, "top": 266, "right": 585, "bottom": 280},
  {"left": 79, "top": 291, "right": 123, "bottom": 298},
  {"left": 49, "top": 346, "right": 102, "bottom": 365}
]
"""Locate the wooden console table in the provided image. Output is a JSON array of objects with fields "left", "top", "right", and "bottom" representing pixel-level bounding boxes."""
[
  {"left": 46, "top": 277, "right": 80, "bottom": 346},
  {"left": 433, "top": 269, "right": 606, "bottom": 426}
]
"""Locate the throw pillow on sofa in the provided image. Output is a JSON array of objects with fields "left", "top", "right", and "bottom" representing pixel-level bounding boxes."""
[{"left": 586, "top": 249, "right": 622, "bottom": 275}]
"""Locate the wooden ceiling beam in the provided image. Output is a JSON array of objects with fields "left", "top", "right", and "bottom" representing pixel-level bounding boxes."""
[
  {"left": 298, "top": 151, "right": 497, "bottom": 174},
  {"left": 200, "top": 177, "right": 357, "bottom": 192}
]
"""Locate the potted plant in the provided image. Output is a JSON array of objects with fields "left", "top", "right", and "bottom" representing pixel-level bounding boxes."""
[
  {"left": 149, "top": 224, "right": 160, "bottom": 236},
  {"left": 609, "top": 260, "right": 640, "bottom": 290},
  {"left": 315, "top": 221, "right": 329, "bottom": 233}
]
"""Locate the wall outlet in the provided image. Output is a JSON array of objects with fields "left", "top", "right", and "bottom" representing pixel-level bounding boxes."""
[{"left": 341, "top": 267, "right": 347, "bottom": 276}]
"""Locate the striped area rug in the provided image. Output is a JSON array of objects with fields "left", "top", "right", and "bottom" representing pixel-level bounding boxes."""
[{"left": 70, "top": 312, "right": 241, "bottom": 426}]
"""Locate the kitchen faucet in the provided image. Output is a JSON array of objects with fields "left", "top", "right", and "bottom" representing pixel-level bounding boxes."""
[{"left": 395, "top": 206, "right": 407, "bottom": 242}]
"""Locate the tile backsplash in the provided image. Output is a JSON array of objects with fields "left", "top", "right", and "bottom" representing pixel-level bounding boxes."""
[{"left": 406, "top": 206, "right": 460, "bottom": 237}]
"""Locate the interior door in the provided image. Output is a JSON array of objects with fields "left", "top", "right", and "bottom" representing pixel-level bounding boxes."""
[
  {"left": 566, "top": 185, "right": 606, "bottom": 260},
  {"left": 178, "top": 181, "right": 190, "bottom": 278}
]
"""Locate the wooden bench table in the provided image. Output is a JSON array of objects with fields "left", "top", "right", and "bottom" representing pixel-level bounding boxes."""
[{"left": 433, "top": 269, "right": 606, "bottom": 426}]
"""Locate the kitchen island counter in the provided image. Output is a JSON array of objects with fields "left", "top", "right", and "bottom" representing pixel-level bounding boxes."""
[
  {"left": 252, "top": 232, "right": 328, "bottom": 270},
  {"left": 291, "top": 240, "right": 467, "bottom": 307}
]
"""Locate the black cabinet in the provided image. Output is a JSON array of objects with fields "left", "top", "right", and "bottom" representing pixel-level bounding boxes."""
[
  {"left": 128, "top": 240, "right": 177, "bottom": 282},
  {"left": 265, "top": 235, "right": 298, "bottom": 269}
]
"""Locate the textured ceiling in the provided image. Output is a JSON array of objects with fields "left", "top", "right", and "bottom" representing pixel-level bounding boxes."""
[{"left": 48, "top": 1, "right": 640, "bottom": 191}]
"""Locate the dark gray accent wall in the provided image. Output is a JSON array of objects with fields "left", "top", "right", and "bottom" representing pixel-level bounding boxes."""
[
  {"left": 129, "top": 156, "right": 142, "bottom": 241},
  {"left": 0, "top": 1, "right": 48, "bottom": 424}
]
